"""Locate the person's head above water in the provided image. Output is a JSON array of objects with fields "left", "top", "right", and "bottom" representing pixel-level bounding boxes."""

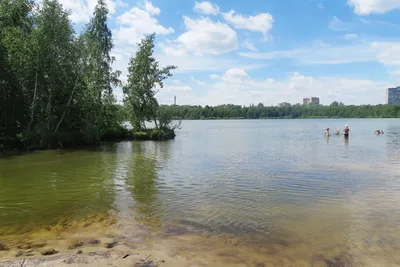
[{"left": 345, "top": 124, "right": 348, "bottom": 127}]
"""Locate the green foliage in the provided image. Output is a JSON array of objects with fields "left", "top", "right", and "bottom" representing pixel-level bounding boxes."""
[
  {"left": 0, "top": 0, "right": 127, "bottom": 150},
  {"left": 132, "top": 129, "right": 176, "bottom": 141},
  {"left": 0, "top": 0, "right": 178, "bottom": 149},
  {"left": 157, "top": 108, "right": 181, "bottom": 131},
  {"left": 158, "top": 104, "right": 400, "bottom": 120},
  {"left": 123, "top": 34, "right": 176, "bottom": 131}
]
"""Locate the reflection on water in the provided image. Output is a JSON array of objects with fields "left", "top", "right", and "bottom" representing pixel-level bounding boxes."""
[
  {"left": 125, "top": 142, "right": 162, "bottom": 229},
  {"left": 1, "top": 119, "right": 400, "bottom": 265}
]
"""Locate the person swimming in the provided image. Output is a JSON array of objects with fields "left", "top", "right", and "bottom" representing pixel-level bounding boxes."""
[
  {"left": 325, "top": 128, "right": 330, "bottom": 136},
  {"left": 335, "top": 129, "right": 340, "bottom": 135},
  {"left": 374, "top": 130, "right": 384, "bottom": 134},
  {"left": 343, "top": 125, "right": 350, "bottom": 137}
]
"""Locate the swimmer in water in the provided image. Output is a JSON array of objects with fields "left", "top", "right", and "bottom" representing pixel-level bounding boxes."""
[
  {"left": 374, "top": 130, "right": 384, "bottom": 135},
  {"left": 343, "top": 124, "right": 350, "bottom": 137},
  {"left": 325, "top": 128, "right": 330, "bottom": 136},
  {"left": 335, "top": 129, "right": 340, "bottom": 135}
]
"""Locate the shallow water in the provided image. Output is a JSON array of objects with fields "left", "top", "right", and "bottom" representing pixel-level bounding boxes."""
[{"left": 1, "top": 119, "right": 400, "bottom": 265}]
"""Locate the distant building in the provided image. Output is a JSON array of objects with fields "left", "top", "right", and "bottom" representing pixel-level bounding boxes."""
[
  {"left": 303, "top": 97, "right": 319, "bottom": 105},
  {"left": 278, "top": 102, "right": 291, "bottom": 107},
  {"left": 310, "top": 97, "right": 320, "bottom": 105},
  {"left": 174, "top": 96, "right": 176, "bottom": 105},
  {"left": 387, "top": 87, "right": 400, "bottom": 105}
]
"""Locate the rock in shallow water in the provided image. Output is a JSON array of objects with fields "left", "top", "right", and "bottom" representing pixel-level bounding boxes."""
[
  {"left": 41, "top": 249, "right": 58, "bottom": 256},
  {"left": 0, "top": 241, "right": 9, "bottom": 251},
  {"left": 87, "top": 239, "right": 100, "bottom": 245},
  {"left": 16, "top": 251, "right": 35, "bottom": 257},
  {"left": 68, "top": 239, "right": 101, "bottom": 249},
  {"left": 105, "top": 241, "right": 118, "bottom": 248},
  {"left": 68, "top": 241, "right": 84, "bottom": 249},
  {"left": 17, "top": 242, "right": 46, "bottom": 250}
]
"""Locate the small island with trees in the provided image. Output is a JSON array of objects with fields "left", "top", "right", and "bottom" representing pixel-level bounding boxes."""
[{"left": 0, "top": 0, "right": 179, "bottom": 151}]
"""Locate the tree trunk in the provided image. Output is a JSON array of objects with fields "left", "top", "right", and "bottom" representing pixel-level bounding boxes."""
[
  {"left": 153, "top": 111, "right": 158, "bottom": 130},
  {"left": 26, "top": 70, "right": 38, "bottom": 137},
  {"left": 53, "top": 68, "right": 81, "bottom": 134}
]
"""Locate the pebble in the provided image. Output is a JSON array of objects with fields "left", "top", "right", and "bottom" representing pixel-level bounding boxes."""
[
  {"left": 41, "top": 249, "right": 59, "bottom": 256},
  {"left": 105, "top": 241, "right": 118, "bottom": 249},
  {"left": 0, "top": 241, "right": 9, "bottom": 251}
]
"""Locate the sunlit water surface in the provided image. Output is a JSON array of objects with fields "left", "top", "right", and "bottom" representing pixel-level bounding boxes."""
[{"left": 1, "top": 119, "right": 400, "bottom": 265}]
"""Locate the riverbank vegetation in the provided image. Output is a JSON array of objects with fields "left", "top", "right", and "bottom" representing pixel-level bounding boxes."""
[
  {"left": 0, "top": 0, "right": 177, "bottom": 150},
  {"left": 158, "top": 103, "right": 400, "bottom": 120}
]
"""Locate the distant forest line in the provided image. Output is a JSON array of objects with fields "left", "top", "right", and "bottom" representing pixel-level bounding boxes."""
[{"left": 145, "top": 103, "right": 400, "bottom": 120}]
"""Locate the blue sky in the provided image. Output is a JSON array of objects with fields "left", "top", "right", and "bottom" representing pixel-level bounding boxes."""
[{"left": 60, "top": 0, "right": 400, "bottom": 106}]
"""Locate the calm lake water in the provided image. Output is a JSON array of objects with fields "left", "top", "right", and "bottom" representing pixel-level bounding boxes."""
[{"left": 1, "top": 119, "right": 400, "bottom": 265}]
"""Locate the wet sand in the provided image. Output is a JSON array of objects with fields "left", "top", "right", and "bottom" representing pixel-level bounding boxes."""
[
  {"left": 2, "top": 188, "right": 400, "bottom": 267},
  {"left": 2, "top": 223, "right": 400, "bottom": 267}
]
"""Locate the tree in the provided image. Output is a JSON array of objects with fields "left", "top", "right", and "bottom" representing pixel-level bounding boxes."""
[
  {"left": 26, "top": 0, "right": 79, "bottom": 146},
  {"left": 330, "top": 101, "right": 339, "bottom": 107},
  {"left": 123, "top": 34, "right": 176, "bottom": 131},
  {"left": 81, "top": 0, "right": 121, "bottom": 143},
  {"left": 0, "top": 0, "right": 34, "bottom": 142}
]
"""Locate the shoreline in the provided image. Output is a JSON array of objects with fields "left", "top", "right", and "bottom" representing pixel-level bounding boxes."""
[
  {"left": 173, "top": 117, "right": 400, "bottom": 120},
  {"left": 0, "top": 245, "right": 186, "bottom": 267},
  {"left": 1, "top": 220, "right": 397, "bottom": 267},
  {"left": 0, "top": 128, "right": 176, "bottom": 155}
]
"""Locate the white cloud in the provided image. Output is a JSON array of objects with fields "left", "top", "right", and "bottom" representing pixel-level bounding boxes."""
[
  {"left": 159, "top": 42, "right": 187, "bottom": 57},
  {"left": 191, "top": 76, "right": 206, "bottom": 86},
  {"left": 344, "top": 33, "right": 358, "bottom": 40},
  {"left": 348, "top": 0, "right": 400, "bottom": 15},
  {"left": 239, "top": 49, "right": 305, "bottom": 60},
  {"left": 222, "top": 10, "right": 274, "bottom": 37},
  {"left": 221, "top": 68, "right": 250, "bottom": 82},
  {"left": 389, "top": 69, "right": 400, "bottom": 75},
  {"left": 165, "top": 85, "right": 193, "bottom": 93},
  {"left": 116, "top": 0, "right": 128, "bottom": 8},
  {"left": 329, "top": 16, "right": 355, "bottom": 32},
  {"left": 59, "top": 0, "right": 116, "bottom": 23},
  {"left": 193, "top": 1, "right": 219, "bottom": 15},
  {"left": 371, "top": 42, "right": 400, "bottom": 66},
  {"left": 113, "top": 2, "right": 174, "bottom": 45},
  {"left": 161, "top": 80, "right": 193, "bottom": 93},
  {"left": 155, "top": 52, "right": 265, "bottom": 73},
  {"left": 243, "top": 40, "right": 257, "bottom": 51},
  {"left": 239, "top": 42, "right": 400, "bottom": 66},
  {"left": 144, "top": 1, "right": 160, "bottom": 15},
  {"left": 156, "top": 80, "right": 193, "bottom": 105},
  {"left": 210, "top": 74, "right": 220, "bottom": 79},
  {"left": 171, "top": 17, "right": 238, "bottom": 55},
  {"left": 318, "top": 3, "right": 325, "bottom": 9},
  {"left": 157, "top": 70, "right": 392, "bottom": 106}
]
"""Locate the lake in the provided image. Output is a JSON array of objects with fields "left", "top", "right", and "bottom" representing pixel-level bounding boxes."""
[{"left": 1, "top": 119, "right": 400, "bottom": 266}]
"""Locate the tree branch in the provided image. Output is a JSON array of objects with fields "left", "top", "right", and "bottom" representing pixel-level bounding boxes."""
[{"left": 53, "top": 66, "right": 83, "bottom": 134}]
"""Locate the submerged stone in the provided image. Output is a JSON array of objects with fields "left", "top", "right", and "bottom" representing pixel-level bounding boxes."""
[
  {"left": 69, "top": 239, "right": 101, "bottom": 249},
  {"left": 87, "top": 239, "right": 101, "bottom": 245},
  {"left": 41, "top": 249, "right": 58, "bottom": 256},
  {"left": 0, "top": 241, "right": 9, "bottom": 251},
  {"left": 324, "top": 253, "right": 353, "bottom": 267},
  {"left": 68, "top": 241, "right": 84, "bottom": 249},
  {"left": 105, "top": 241, "right": 118, "bottom": 248},
  {"left": 17, "top": 243, "right": 32, "bottom": 250},
  {"left": 16, "top": 251, "right": 35, "bottom": 257}
]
